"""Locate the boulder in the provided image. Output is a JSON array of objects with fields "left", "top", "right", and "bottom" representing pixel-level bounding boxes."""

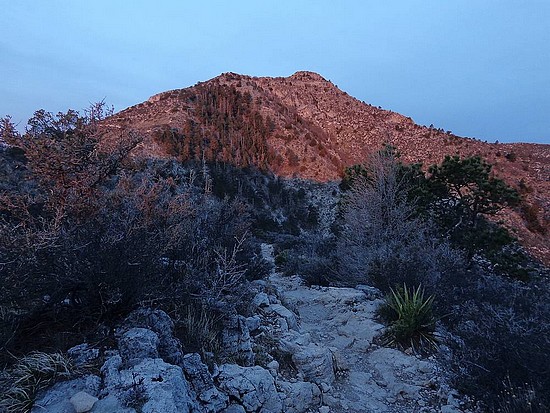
[
  {"left": 251, "top": 292, "right": 270, "bottom": 310},
  {"left": 181, "top": 353, "right": 228, "bottom": 412},
  {"left": 220, "top": 315, "right": 254, "bottom": 366},
  {"left": 278, "top": 380, "right": 322, "bottom": 413},
  {"left": 292, "top": 344, "right": 335, "bottom": 384},
  {"left": 100, "top": 355, "right": 198, "bottom": 413},
  {"left": 244, "top": 315, "right": 261, "bottom": 332},
  {"left": 216, "top": 364, "right": 283, "bottom": 413},
  {"left": 265, "top": 304, "right": 298, "bottom": 330},
  {"left": 121, "top": 308, "right": 184, "bottom": 365},
  {"left": 118, "top": 328, "right": 159, "bottom": 365}
]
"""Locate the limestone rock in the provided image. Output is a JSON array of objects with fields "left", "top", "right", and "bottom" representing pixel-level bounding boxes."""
[
  {"left": 121, "top": 308, "right": 184, "bottom": 365},
  {"left": 252, "top": 292, "right": 270, "bottom": 309},
  {"left": 216, "top": 364, "right": 283, "bottom": 413},
  {"left": 220, "top": 315, "right": 254, "bottom": 366},
  {"left": 70, "top": 391, "right": 98, "bottom": 413},
  {"left": 278, "top": 380, "right": 322, "bottom": 413},
  {"left": 265, "top": 304, "right": 298, "bottom": 330},
  {"left": 292, "top": 344, "right": 335, "bottom": 384},
  {"left": 100, "top": 355, "right": 198, "bottom": 413},
  {"left": 118, "top": 328, "right": 159, "bottom": 365},
  {"left": 67, "top": 344, "right": 100, "bottom": 366},
  {"left": 181, "top": 353, "right": 228, "bottom": 412},
  {"left": 355, "top": 284, "right": 383, "bottom": 300},
  {"left": 244, "top": 315, "right": 261, "bottom": 332},
  {"left": 31, "top": 375, "right": 101, "bottom": 413},
  {"left": 222, "top": 404, "right": 246, "bottom": 413}
]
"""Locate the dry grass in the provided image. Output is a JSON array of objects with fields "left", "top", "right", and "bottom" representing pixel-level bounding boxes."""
[{"left": 0, "top": 352, "right": 77, "bottom": 413}]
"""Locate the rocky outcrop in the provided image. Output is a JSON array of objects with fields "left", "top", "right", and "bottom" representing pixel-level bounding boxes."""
[
  {"left": 120, "top": 308, "right": 185, "bottom": 365},
  {"left": 219, "top": 315, "right": 255, "bottom": 367},
  {"left": 30, "top": 259, "right": 472, "bottom": 413},
  {"left": 216, "top": 364, "right": 283, "bottom": 413},
  {"left": 181, "top": 353, "right": 228, "bottom": 412}
]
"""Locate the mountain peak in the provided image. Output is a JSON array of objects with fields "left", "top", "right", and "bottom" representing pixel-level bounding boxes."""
[
  {"left": 289, "top": 71, "right": 329, "bottom": 82},
  {"left": 106, "top": 72, "right": 549, "bottom": 263}
]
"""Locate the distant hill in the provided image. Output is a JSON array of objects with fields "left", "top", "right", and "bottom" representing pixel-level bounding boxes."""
[{"left": 101, "top": 71, "right": 550, "bottom": 263}]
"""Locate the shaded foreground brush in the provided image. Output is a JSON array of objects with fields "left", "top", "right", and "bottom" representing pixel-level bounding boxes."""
[
  {"left": 0, "top": 351, "right": 79, "bottom": 413},
  {"left": 379, "top": 284, "right": 437, "bottom": 352}
]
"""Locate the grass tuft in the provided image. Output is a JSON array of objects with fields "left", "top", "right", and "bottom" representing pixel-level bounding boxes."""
[{"left": 0, "top": 351, "right": 77, "bottom": 413}]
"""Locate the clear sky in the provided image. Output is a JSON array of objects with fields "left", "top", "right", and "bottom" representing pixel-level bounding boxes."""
[{"left": 1, "top": 1, "right": 549, "bottom": 143}]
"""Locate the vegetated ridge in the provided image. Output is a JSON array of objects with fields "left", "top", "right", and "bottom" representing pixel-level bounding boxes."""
[{"left": 102, "top": 71, "right": 549, "bottom": 263}]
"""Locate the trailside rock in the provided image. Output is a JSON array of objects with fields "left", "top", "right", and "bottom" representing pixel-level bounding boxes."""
[
  {"left": 265, "top": 304, "right": 298, "bottom": 330},
  {"left": 70, "top": 391, "right": 98, "bottom": 413},
  {"left": 100, "top": 355, "right": 198, "bottom": 413},
  {"left": 181, "top": 353, "right": 228, "bottom": 412},
  {"left": 118, "top": 328, "right": 159, "bottom": 365},
  {"left": 31, "top": 375, "right": 101, "bottom": 413},
  {"left": 67, "top": 343, "right": 100, "bottom": 366},
  {"left": 216, "top": 364, "right": 283, "bottom": 413},
  {"left": 292, "top": 344, "right": 335, "bottom": 385},
  {"left": 121, "top": 308, "right": 184, "bottom": 365},
  {"left": 278, "top": 380, "right": 321, "bottom": 413},
  {"left": 220, "top": 315, "right": 255, "bottom": 366}
]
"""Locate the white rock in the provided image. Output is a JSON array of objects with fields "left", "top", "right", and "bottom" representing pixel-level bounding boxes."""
[
  {"left": 252, "top": 292, "right": 270, "bottom": 309},
  {"left": 118, "top": 328, "right": 159, "bottom": 365},
  {"left": 70, "top": 391, "right": 98, "bottom": 413},
  {"left": 278, "top": 380, "right": 322, "bottom": 413},
  {"left": 245, "top": 315, "right": 262, "bottom": 332},
  {"left": 216, "top": 364, "right": 283, "bottom": 413},
  {"left": 101, "top": 356, "right": 197, "bottom": 413},
  {"left": 266, "top": 304, "right": 298, "bottom": 330},
  {"left": 292, "top": 344, "right": 335, "bottom": 384}
]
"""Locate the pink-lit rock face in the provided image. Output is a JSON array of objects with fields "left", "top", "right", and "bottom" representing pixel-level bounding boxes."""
[{"left": 101, "top": 71, "right": 549, "bottom": 264}]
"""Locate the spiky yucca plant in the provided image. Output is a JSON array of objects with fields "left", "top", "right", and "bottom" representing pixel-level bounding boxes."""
[{"left": 380, "top": 284, "right": 437, "bottom": 351}]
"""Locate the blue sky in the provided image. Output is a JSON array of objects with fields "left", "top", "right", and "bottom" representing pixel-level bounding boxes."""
[{"left": 1, "top": 1, "right": 549, "bottom": 143}]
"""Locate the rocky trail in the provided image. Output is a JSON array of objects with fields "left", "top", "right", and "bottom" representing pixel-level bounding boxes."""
[
  {"left": 261, "top": 245, "right": 466, "bottom": 413},
  {"left": 25, "top": 245, "right": 471, "bottom": 413}
]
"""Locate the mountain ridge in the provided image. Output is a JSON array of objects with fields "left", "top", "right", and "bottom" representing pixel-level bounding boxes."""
[{"left": 101, "top": 71, "right": 549, "bottom": 263}]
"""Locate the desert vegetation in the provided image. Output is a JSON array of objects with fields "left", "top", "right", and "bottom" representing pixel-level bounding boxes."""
[
  {"left": 334, "top": 148, "right": 548, "bottom": 411},
  {"left": 1, "top": 103, "right": 548, "bottom": 412}
]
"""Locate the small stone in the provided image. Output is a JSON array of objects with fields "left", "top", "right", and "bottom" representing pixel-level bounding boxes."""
[
  {"left": 319, "top": 406, "right": 330, "bottom": 413},
  {"left": 267, "top": 360, "right": 280, "bottom": 374},
  {"left": 70, "top": 391, "right": 98, "bottom": 413},
  {"left": 320, "top": 382, "right": 331, "bottom": 393},
  {"left": 252, "top": 292, "right": 270, "bottom": 309},
  {"left": 245, "top": 315, "right": 261, "bottom": 332}
]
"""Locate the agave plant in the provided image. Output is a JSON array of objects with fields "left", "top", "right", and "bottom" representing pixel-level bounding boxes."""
[{"left": 380, "top": 284, "right": 437, "bottom": 351}]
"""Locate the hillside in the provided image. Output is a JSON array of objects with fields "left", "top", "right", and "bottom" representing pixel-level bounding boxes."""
[{"left": 101, "top": 71, "right": 549, "bottom": 263}]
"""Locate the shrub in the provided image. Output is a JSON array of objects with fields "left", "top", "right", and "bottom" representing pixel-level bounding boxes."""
[
  {"left": 441, "top": 269, "right": 550, "bottom": 411},
  {"left": 378, "top": 284, "right": 437, "bottom": 351}
]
